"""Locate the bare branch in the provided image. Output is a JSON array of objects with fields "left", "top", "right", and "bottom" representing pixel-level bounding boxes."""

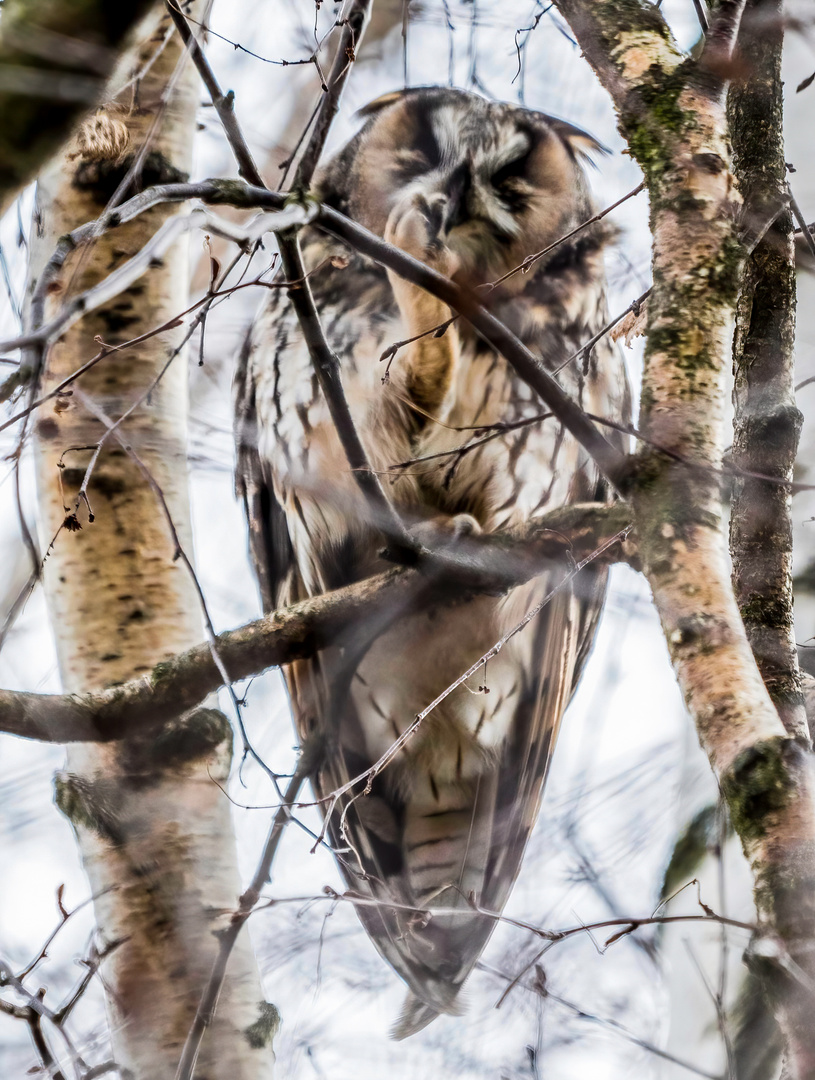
[
  {"left": 290, "top": 0, "right": 372, "bottom": 193},
  {"left": 277, "top": 232, "right": 416, "bottom": 556},
  {"left": 164, "top": 1, "right": 265, "bottom": 188},
  {"left": 0, "top": 503, "right": 634, "bottom": 744}
]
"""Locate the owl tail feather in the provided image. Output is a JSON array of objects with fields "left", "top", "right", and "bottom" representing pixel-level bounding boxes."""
[
  {"left": 390, "top": 988, "right": 465, "bottom": 1040},
  {"left": 391, "top": 994, "right": 440, "bottom": 1040}
]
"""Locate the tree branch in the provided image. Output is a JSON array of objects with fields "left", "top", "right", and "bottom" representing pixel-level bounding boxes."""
[
  {"left": 277, "top": 231, "right": 417, "bottom": 555},
  {"left": 0, "top": 504, "right": 634, "bottom": 744},
  {"left": 164, "top": 0, "right": 265, "bottom": 188},
  {"left": 290, "top": 0, "right": 372, "bottom": 193},
  {"left": 728, "top": 0, "right": 807, "bottom": 740}
]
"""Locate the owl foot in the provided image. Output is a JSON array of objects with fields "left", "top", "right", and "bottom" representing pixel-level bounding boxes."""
[
  {"left": 385, "top": 193, "right": 461, "bottom": 279},
  {"left": 384, "top": 195, "right": 462, "bottom": 416},
  {"left": 410, "top": 512, "right": 482, "bottom": 551}
]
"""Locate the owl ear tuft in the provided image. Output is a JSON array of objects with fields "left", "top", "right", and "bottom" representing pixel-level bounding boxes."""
[
  {"left": 356, "top": 89, "right": 413, "bottom": 119},
  {"left": 543, "top": 115, "right": 610, "bottom": 162},
  {"left": 356, "top": 86, "right": 439, "bottom": 119}
]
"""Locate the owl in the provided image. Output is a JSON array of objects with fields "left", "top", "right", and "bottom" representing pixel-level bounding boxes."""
[{"left": 235, "top": 87, "right": 629, "bottom": 1037}]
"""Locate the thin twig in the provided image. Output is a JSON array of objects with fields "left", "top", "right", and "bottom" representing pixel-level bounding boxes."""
[
  {"left": 789, "top": 185, "right": 815, "bottom": 259},
  {"left": 291, "top": 0, "right": 372, "bottom": 193},
  {"left": 323, "top": 526, "right": 632, "bottom": 827},
  {"left": 480, "top": 961, "right": 721, "bottom": 1080},
  {"left": 174, "top": 769, "right": 305, "bottom": 1080},
  {"left": 487, "top": 182, "right": 645, "bottom": 290},
  {"left": 164, "top": 1, "right": 265, "bottom": 187},
  {"left": 552, "top": 288, "right": 650, "bottom": 375},
  {"left": 277, "top": 232, "right": 416, "bottom": 556}
]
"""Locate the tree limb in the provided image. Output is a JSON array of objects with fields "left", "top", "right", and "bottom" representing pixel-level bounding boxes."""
[
  {"left": 0, "top": 504, "right": 635, "bottom": 744},
  {"left": 728, "top": 0, "right": 807, "bottom": 740}
]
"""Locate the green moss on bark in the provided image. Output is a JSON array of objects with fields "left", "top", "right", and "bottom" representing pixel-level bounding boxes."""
[
  {"left": 243, "top": 1001, "right": 281, "bottom": 1049},
  {"left": 721, "top": 738, "right": 797, "bottom": 844},
  {"left": 54, "top": 771, "right": 122, "bottom": 842}
]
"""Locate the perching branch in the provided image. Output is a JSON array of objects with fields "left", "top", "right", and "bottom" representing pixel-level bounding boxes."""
[{"left": 0, "top": 503, "right": 634, "bottom": 744}]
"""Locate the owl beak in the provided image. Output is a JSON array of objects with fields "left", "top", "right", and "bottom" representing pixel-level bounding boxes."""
[{"left": 442, "top": 162, "right": 470, "bottom": 235}]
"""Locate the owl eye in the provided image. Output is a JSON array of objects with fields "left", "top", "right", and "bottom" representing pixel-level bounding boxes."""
[
  {"left": 413, "top": 125, "right": 442, "bottom": 169},
  {"left": 490, "top": 153, "right": 530, "bottom": 188},
  {"left": 393, "top": 128, "right": 443, "bottom": 179}
]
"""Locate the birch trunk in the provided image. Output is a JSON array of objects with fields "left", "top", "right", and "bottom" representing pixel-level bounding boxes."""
[
  {"left": 27, "top": 12, "right": 275, "bottom": 1078},
  {"left": 551, "top": 1, "right": 815, "bottom": 1072}
]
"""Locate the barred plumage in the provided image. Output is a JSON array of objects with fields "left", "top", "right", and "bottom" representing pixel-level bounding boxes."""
[{"left": 235, "top": 87, "right": 629, "bottom": 1036}]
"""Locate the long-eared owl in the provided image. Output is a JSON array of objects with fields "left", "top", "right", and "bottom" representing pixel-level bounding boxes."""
[{"left": 235, "top": 86, "right": 629, "bottom": 1037}]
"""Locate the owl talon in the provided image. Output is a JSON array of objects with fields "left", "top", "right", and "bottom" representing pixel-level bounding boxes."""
[
  {"left": 385, "top": 194, "right": 460, "bottom": 278},
  {"left": 409, "top": 513, "right": 483, "bottom": 550}
]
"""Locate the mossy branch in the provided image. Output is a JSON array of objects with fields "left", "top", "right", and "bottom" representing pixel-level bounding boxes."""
[{"left": 0, "top": 505, "right": 634, "bottom": 744}]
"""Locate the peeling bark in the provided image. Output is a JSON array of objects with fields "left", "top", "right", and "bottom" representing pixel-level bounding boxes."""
[{"left": 28, "top": 14, "right": 274, "bottom": 1079}]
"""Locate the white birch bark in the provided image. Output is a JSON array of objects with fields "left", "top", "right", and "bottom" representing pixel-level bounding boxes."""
[{"left": 27, "top": 11, "right": 276, "bottom": 1077}]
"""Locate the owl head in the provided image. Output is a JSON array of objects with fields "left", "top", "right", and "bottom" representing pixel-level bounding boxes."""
[{"left": 317, "top": 86, "right": 607, "bottom": 286}]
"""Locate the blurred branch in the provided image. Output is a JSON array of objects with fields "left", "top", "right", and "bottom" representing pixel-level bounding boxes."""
[
  {"left": 482, "top": 961, "right": 720, "bottom": 1079},
  {"left": 699, "top": 0, "right": 747, "bottom": 76},
  {"left": 0, "top": 0, "right": 155, "bottom": 216},
  {"left": 0, "top": 502, "right": 635, "bottom": 744},
  {"left": 273, "top": 0, "right": 416, "bottom": 556}
]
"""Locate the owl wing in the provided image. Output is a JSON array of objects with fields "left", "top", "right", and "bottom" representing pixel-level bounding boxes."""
[
  {"left": 283, "top": 577, "right": 594, "bottom": 1039},
  {"left": 234, "top": 328, "right": 297, "bottom": 613}
]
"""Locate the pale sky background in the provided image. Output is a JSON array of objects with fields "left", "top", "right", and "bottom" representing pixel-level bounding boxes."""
[{"left": 0, "top": 1, "right": 813, "bottom": 1077}]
